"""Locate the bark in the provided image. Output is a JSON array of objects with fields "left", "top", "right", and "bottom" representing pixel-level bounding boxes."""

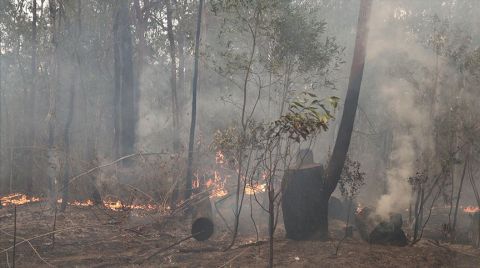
[
  {"left": 166, "top": 0, "right": 180, "bottom": 152},
  {"left": 185, "top": 0, "right": 204, "bottom": 200}
]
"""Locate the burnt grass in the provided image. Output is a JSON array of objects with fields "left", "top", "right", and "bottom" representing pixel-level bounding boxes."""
[{"left": 0, "top": 203, "right": 479, "bottom": 267}]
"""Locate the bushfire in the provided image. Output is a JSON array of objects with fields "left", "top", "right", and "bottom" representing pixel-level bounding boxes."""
[
  {"left": 0, "top": 193, "right": 164, "bottom": 211},
  {"left": 463, "top": 206, "right": 480, "bottom": 213}
]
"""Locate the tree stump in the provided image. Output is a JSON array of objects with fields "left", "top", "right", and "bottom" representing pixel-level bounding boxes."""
[{"left": 281, "top": 164, "right": 328, "bottom": 240}]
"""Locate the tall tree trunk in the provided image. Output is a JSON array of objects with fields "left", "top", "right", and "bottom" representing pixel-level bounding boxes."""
[
  {"left": 26, "top": 0, "right": 38, "bottom": 195},
  {"left": 321, "top": 0, "right": 372, "bottom": 238},
  {"left": 47, "top": 0, "right": 59, "bottom": 206},
  {"left": 452, "top": 153, "right": 469, "bottom": 238},
  {"left": 60, "top": 83, "right": 75, "bottom": 212},
  {"left": 166, "top": 0, "right": 180, "bottom": 152},
  {"left": 0, "top": 30, "right": 3, "bottom": 191},
  {"left": 113, "top": 0, "right": 136, "bottom": 162},
  {"left": 185, "top": 0, "right": 204, "bottom": 200}
]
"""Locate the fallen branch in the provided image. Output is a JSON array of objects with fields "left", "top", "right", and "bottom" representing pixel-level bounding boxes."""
[
  {"left": 0, "top": 224, "right": 104, "bottom": 254},
  {"left": 60, "top": 152, "right": 169, "bottom": 190}
]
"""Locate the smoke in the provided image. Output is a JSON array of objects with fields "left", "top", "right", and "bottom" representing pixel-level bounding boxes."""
[{"left": 366, "top": 1, "right": 437, "bottom": 218}]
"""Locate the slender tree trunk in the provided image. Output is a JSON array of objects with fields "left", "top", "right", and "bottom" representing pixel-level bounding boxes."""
[
  {"left": 185, "top": 0, "right": 204, "bottom": 200},
  {"left": 0, "top": 30, "right": 3, "bottom": 190},
  {"left": 113, "top": 1, "right": 136, "bottom": 162},
  {"left": 25, "top": 0, "right": 38, "bottom": 195},
  {"left": 166, "top": 0, "right": 180, "bottom": 152},
  {"left": 325, "top": 0, "right": 372, "bottom": 194},
  {"left": 113, "top": 6, "right": 121, "bottom": 159},
  {"left": 47, "top": 0, "right": 59, "bottom": 206},
  {"left": 452, "top": 153, "right": 469, "bottom": 238},
  {"left": 60, "top": 83, "right": 75, "bottom": 212},
  {"left": 321, "top": 0, "right": 372, "bottom": 238}
]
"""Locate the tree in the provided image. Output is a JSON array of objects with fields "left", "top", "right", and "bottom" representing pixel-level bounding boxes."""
[
  {"left": 185, "top": 0, "right": 204, "bottom": 200},
  {"left": 165, "top": 0, "right": 181, "bottom": 152},
  {"left": 113, "top": 0, "right": 137, "bottom": 162},
  {"left": 25, "top": 0, "right": 38, "bottom": 195},
  {"left": 322, "top": 0, "right": 372, "bottom": 238}
]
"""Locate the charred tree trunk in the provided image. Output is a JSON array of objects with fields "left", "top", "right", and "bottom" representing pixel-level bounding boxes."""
[
  {"left": 166, "top": 0, "right": 180, "bottom": 152},
  {"left": 320, "top": 0, "right": 372, "bottom": 238},
  {"left": 185, "top": 0, "right": 204, "bottom": 201},
  {"left": 113, "top": 1, "right": 136, "bottom": 162}
]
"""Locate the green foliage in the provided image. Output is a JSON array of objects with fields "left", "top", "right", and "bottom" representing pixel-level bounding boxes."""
[
  {"left": 338, "top": 156, "right": 366, "bottom": 199},
  {"left": 211, "top": 93, "right": 337, "bottom": 165}
]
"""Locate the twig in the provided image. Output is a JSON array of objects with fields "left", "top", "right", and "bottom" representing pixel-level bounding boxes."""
[
  {"left": 50, "top": 205, "right": 57, "bottom": 250},
  {"left": 217, "top": 247, "right": 251, "bottom": 268},
  {"left": 6, "top": 251, "right": 10, "bottom": 268},
  {"left": 0, "top": 230, "right": 54, "bottom": 267},
  {"left": 12, "top": 205, "right": 16, "bottom": 268},
  {"left": 1, "top": 224, "right": 103, "bottom": 254},
  {"left": 135, "top": 233, "right": 199, "bottom": 264},
  {"left": 60, "top": 152, "right": 168, "bottom": 190}
]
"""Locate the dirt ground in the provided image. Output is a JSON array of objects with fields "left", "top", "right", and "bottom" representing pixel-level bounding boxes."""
[{"left": 1, "top": 202, "right": 479, "bottom": 267}]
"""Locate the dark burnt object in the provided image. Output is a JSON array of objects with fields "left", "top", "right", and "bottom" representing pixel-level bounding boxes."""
[
  {"left": 191, "top": 193, "right": 214, "bottom": 241},
  {"left": 355, "top": 207, "right": 408, "bottom": 246},
  {"left": 469, "top": 212, "right": 480, "bottom": 247},
  {"left": 282, "top": 164, "right": 326, "bottom": 240}
]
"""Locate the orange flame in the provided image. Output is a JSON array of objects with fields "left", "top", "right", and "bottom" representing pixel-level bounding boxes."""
[
  {"left": 245, "top": 183, "right": 266, "bottom": 195},
  {"left": 463, "top": 206, "right": 480, "bottom": 213},
  {"left": 215, "top": 151, "right": 225, "bottom": 164},
  {"left": 0, "top": 193, "right": 40, "bottom": 206}
]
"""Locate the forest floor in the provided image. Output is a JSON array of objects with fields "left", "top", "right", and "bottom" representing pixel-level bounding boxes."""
[{"left": 0, "top": 202, "right": 479, "bottom": 267}]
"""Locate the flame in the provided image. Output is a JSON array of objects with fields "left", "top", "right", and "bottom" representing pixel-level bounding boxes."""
[
  {"left": 0, "top": 193, "right": 40, "bottom": 206},
  {"left": 356, "top": 203, "right": 363, "bottom": 214},
  {"left": 1, "top": 194, "right": 164, "bottom": 212},
  {"left": 463, "top": 206, "right": 480, "bottom": 213},
  {"left": 215, "top": 151, "right": 225, "bottom": 164},
  {"left": 245, "top": 183, "right": 266, "bottom": 195}
]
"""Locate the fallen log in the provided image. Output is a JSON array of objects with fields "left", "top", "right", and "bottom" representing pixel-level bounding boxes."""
[{"left": 191, "top": 193, "right": 214, "bottom": 241}]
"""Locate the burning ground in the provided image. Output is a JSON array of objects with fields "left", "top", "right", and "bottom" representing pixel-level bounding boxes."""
[{"left": 1, "top": 197, "right": 480, "bottom": 267}]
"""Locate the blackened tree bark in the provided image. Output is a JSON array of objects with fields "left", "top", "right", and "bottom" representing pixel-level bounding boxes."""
[
  {"left": 185, "top": 0, "right": 204, "bottom": 200},
  {"left": 320, "top": 0, "right": 372, "bottom": 238},
  {"left": 113, "top": 0, "right": 137, "bottom": 162},
  {"left": 166, "top": 0, "right": 180, "bottom": 152}
]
